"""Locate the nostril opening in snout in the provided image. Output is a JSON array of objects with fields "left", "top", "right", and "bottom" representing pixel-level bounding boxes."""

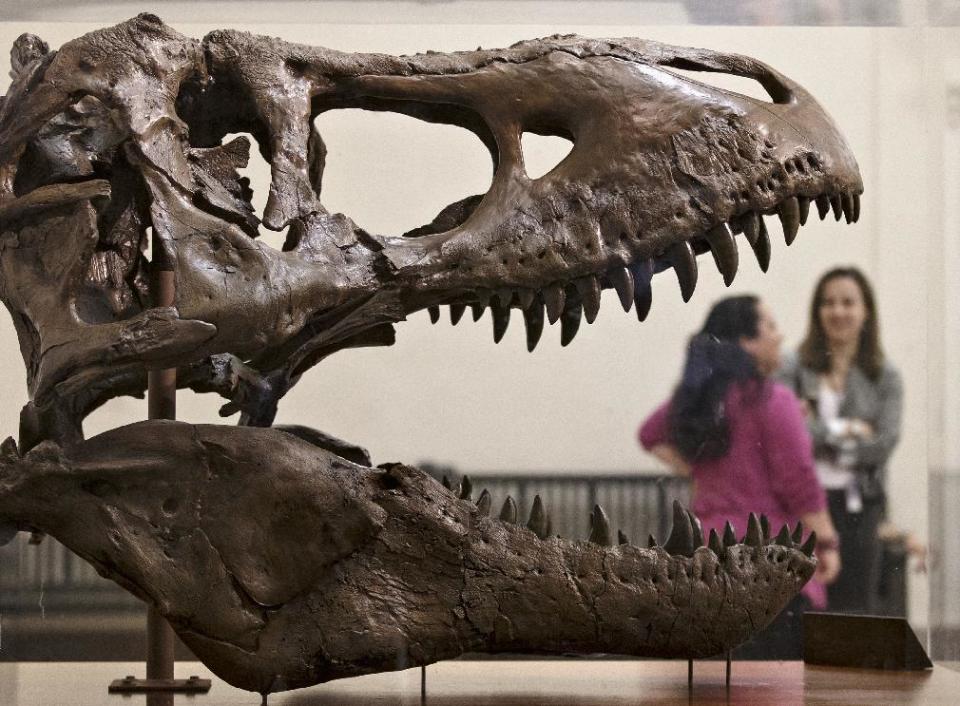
[{"left": 663, "top": 62, "right": 792, "bottom": 105}]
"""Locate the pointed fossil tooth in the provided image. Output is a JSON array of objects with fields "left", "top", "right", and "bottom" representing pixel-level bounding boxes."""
[
  {"left": 428, "top": 305, "right": 441, "bottom": 324},
  {"left": 492, "top": 304, "right": 511, "bottom": 343},
  {"left": 442, "top": 475, "right": 453, "bottom": 490},
  {"left": 648, "top": 534, "right": 658, "bottom": 548},
  {"left": 760, "top": 514, "right": 771, "bottom": 543},
  {"left": 707, "top": 528, "right": 723, "bottom": 556},
  {"left": 476, "top": 489, "right": 492, "bottom": 516},
  {"left": 575, "top": 276, "right": 602, "bottom": 324},
  {"left": 560, "top": 302, "right": 582, "bottom": 347},
  {"left": 841, "top": 192, "right": 854, "bottom": 224},
  {"left": 459, "top": 475, "right": 473, "bottom": 501},
  {"left": 632, "top": 260, "right": 653, "bottom": 321},
  {"left": 588, "top": 504, "right": 613, "bottom": 546},
  {"left": 778, "top": 196, "right": 800, "bottom": 246},
  {"left": 499, "top": 496, "right": 518, "bottom": 524},
  {"left": 749, "top": 217, "right": 771, "bottom": 273},
  {"left": 774, "top": 524, "right": 793, "bottom": 547},
  {"left": 792, "top": 521, "right": 804, "bottom": 544},
  {"left": 663, "top": 500, "right": 695, "bottom": 557},
  {"left": 705, "top": 223, "right": 738, "bottom": 286},
  {"left": 830, "top": 194, "right": 842, "bottom": 221},
  {"left": 543, "top": 284, "right": 565, "bottom": 324},
  {"left": 686, "top": 510, "right": 704, "bottom": 549},
  {"left": 617, "top": 529, "right": 630, "bottom": 545},
  {"left": 667, "top": 241, "right": 698, "bottom": 303},
  {"left": 527, "top": 495, "right": 549, "bottom": 539},
  {"left": 816, "top": 194, "right": 831, "bottom": 220},
  {"left": 744, "top": 512, "right": 763, "bottom": 547},
  {"left": 450, "top": 303, "right": 466, "bottom": 326},
  {"left": 741, "top": 211, "right": 760, "bottom": 246},
  {"left": 801, "top": 531, "right": 817, "bottom": 557},
  {"left": 798, "top": 196, "right": 811, "bottom": 226},
  {"left": 722, "top": 521, "right": 737, "bottom": 547},
  {"left": 0, "top": 436, "right": 18, "bottom": 461},
  {"left": 853, "top": 193, "right": 861, "bottom": 222},
  {"left": 471, "top": 291, "right": 491, "bottom": 322},
  {"left": 517, "top": 289, "right": 535, "bottom": 310},
  {"left": 523, "top": 299, "right": 545, "bottom": 352},
  {"left": 609, "top": 266, "right": 635, "bottom": 312},
  {"left": 496, "top": 288, "right": 514, "bottom": 307}
]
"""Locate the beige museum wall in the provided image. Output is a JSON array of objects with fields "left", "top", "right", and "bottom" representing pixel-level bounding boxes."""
[{"left": 0, "top": 22, "right": 938, "bottom": 624}]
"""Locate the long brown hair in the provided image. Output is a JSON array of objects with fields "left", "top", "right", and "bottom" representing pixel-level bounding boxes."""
[{"left": 798, "top": 266, "right": 884, "bottom": 380}]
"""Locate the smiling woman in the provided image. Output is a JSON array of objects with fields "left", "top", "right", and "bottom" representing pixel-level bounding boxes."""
[{"left": 779, "top": 266, "right": 904, "bottom": 616}]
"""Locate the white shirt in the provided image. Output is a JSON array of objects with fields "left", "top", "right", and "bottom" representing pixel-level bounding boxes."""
[{"left": 815, "top": 379, "right": 863, "bottom": 512}]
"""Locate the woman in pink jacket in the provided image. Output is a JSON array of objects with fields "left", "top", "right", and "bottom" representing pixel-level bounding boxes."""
[{"left": 639, "top": 295, "right": 839, "bottom": 659}]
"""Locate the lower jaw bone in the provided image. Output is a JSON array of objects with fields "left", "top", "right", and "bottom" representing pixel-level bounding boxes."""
[{"left": 0, "top": 421, "right": 815, "bottom": 693}]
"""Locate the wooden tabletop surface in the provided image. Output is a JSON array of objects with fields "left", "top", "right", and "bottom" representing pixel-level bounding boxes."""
[{"left": 2, "top": 659, "right": 957, "bottom": 705}]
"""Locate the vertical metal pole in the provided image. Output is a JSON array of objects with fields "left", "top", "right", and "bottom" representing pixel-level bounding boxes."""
[
  {"left": 109, "top": 241, "right": 210, "bottom": 697},
  {"left": 725, "top": 650, "right": 732, "bottom": 688},
  {"left": 147, "top": 263, "right": 176, "bottom": 681}
]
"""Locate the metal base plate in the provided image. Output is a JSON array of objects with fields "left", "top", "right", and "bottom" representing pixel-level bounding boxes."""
[
  {"left": 803, "top": 612, "right": 933, "bottom": 670},
  {"left": 108, "top": 675, "right": 211, "bottom": 693}
]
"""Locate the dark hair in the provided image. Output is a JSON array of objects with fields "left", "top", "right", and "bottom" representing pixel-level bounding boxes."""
[
  {"left": 668, "top": 296, "right": 765, "bottom": 462},
  {"left": 798, "top": 266, "right": 884, "bottom": 380}
]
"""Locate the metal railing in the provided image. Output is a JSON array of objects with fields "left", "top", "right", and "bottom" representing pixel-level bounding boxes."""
[
  {"left": 0, "top": 468, "right": 923, "bottom": 662},
  {"left": 0, "top": 471, "right": 687, "bottom": 613},
  {"left": 0, "top": 470, "right": 914, "bottom": 619}
]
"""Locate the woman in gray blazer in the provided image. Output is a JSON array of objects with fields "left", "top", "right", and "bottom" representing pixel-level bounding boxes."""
[{"left": 779, "top": 266, "right": 902, "bottom": 614}]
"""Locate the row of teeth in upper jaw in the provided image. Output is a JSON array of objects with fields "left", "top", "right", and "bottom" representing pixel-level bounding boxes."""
[
  {"left": 426, "top": 189, "right": 861, "bottom": 350},
  {"left": 445, "top": 477, "right": 816, "bottom": 561}
]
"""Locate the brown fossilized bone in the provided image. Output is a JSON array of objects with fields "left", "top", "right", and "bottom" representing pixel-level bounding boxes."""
[
  {"left": 0, "top": 422, "right": 816, "bottom": 693},
  {"left": 0, "top": 13, "right": 862, "bottom": 694}
]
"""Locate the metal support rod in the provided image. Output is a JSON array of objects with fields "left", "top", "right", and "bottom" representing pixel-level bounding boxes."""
[
  {"left": 725, "top": 650, "right": 732, "bottom": 688},
  {"left": 421, "top": 664, "right": 426, "bottom": 701},
  {"left": 687, "top": 658, "right": 692, "bottom": 689},
  {"left": 146, "top": 267, "right": 176, "bottom": 681},
  {"left": 108, "top": 257, "right": 211, "bottom": 696}
]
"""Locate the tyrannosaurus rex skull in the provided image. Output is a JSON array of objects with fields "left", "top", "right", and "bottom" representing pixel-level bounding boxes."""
[
  {"left": 0, "top": 14, "right": 861, "bottom": 695},
  {"left": 0, "top": 13, "right": 861, "bottom": 438}
]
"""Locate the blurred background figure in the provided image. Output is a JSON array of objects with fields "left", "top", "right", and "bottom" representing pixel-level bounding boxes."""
[
  {"left": 638, "top": 295, "right": 839, "bottom": 659},
  {"left": 779, "top": 266, "right": 904, "bottom": 614}
]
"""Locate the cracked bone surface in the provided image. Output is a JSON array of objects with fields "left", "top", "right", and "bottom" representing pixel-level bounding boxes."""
[
  {"left": 0, "top": 14, "right": 862, "bottom": 693},
  {"left": 0, "top": 422, "right": 816, "bottom": 693}
]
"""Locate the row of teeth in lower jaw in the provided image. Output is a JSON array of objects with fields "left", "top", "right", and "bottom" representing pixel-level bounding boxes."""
[
  {"left": 427, "top": 190, "right": 861, "bottom": 351},
  {"left": 444, "top": 476, "right": 816, "bottom": 560}
]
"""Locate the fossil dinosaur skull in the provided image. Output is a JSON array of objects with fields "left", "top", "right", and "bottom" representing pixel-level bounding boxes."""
[
  {"left": 0, "top": 14, "right": 861, "bottom": 438},
  {"left": 0, "top": 14, "right": 861, "bottom": 695}
]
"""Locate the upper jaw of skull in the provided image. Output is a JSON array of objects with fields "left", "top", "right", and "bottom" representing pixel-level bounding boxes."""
[
  {"left": 0, "top": 19, "right": 863, "bottom": 419},
  {"left": 373, "top": 63, "right": 861, "bottom": 310}
]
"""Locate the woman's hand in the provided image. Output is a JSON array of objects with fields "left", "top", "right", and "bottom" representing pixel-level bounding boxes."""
[
  {"left": 814, "top": 546, "right": 841, "bottom": 584},
  {"left": 800, "top": 509, "right": 842, "bottom": 583},
  {"left": 648, "top": 444, "right": 692, "bottom": 477},
  {"left": 848, "top": 418, "right": 874, "bottom": 439}
]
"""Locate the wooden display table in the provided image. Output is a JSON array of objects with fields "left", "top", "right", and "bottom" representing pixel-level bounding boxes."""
[{"left": 0, "top": 659, "right": 955, "bottom": 705}]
